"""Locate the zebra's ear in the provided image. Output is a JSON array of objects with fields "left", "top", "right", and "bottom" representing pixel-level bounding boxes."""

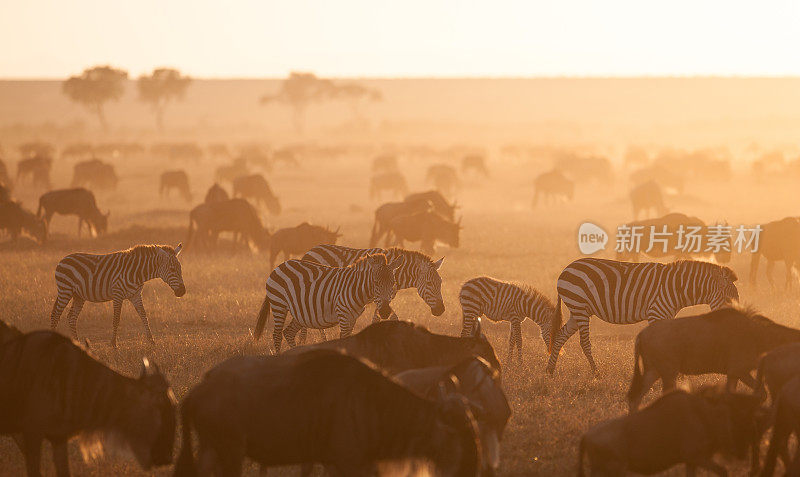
[
  {"left": 433, "top": 257, "right": 445, "bottom": 270},
  {"left": 174, "top": 243, "right": 183, "bottom": 256}
]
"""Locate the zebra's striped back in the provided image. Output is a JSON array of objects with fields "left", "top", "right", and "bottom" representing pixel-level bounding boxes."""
[
  {"left": 460, "top": 277, "right": 555, "bottom": 337},
  {"left": 303, "top": 244, "right": 446, "bottom": 315}
]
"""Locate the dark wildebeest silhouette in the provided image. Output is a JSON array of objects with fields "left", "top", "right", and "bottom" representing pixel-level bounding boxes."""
[
  {"left": 214, "top": 157, "right": 249, "bottom": 184},
  {"left": 615, "top": 212, "right": 731, "bottom": 263},
  {"left": 756, "top": 343, "right": 800, "bottom": 406},
  {"left": 232, "top": 173, "right": 281, "bottom": 214},
  {"left": 159, "top": 170, "right": 192, "bottom": 202},
  {"left": 532, "top": 169, "right": 574, "bottom": 206},
  {"left": 760, "top": 374, "right": 800, "bottom": 476},
  {"left": 0, "top": 331, "right": 176, "bottom": 476},
  {"left": 204, "top": 182, "right": 229, "bottom": 203},
  {"left": 71, "top": 158, "right": 118, "bottom": 190},
  {"left": 426, "top": 163, "right": 460, "bottom": 197},
  {"left": 173, "top": 349, "right": 482, "bottom": 477},
  {"left": 0, "top": 200, "right": 46, "bottom": 243},
  {"left": 750, "top": 216, "right": 800, "bottom": 289},
  {"left": 268, "top": 222, "right": 341, "bottom": 268},
  {"left": 629, "top": 180, "right": 667, "bottom": 219},
  {"left": 627, "top": 307, "right": 800, "bottom": 412},
  {"left": 580, "top": 386, "right": 762, "bottom": 476},
  {"left": 630, "top": 164, "right": 685, "bottom": 193},
  {"left": 16, "top": 155, "right": 52, "bottom": 189},
  {"left": 405, "top": 190, "right": 457, "bottom": 221},
  {"left": 461, "top": 154, "right": 489, "bottom": 176},
  {"left": 187, "top": 198, "right": 270, "bottom": 251},
  {"left": 388, "top": 210, "right": 461, "bottom": 254},
  {"left": 370, "top": 171, "right": 408, "bottom": 201},
  {"left": 369, "top": 199, "right": 433, "bottom": 247},
  {"left": 372, "top": 154, "right": 398, "bottom": 174},
  {"left": 37, "top": 188, "right": 109, "bottom": 237}
]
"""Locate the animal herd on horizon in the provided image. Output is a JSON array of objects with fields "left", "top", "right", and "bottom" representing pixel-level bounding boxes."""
[{"left": 2, "top": 142, "right": 800, "bottom": 476}]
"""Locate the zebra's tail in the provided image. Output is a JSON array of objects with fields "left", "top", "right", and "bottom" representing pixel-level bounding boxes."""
[
  {"left": 755, "top": 356, "right": 769, "bottom": 404},
  {"left": 253, "top": 295, "right": 271, "bottom": 341},
  {"left": 549, "top": 295, "right": 562, "bottom": 354},
  {"left": 577, "top": 436, "right": 586, "bottom": 477},
  {"left": 626, "top": 335, "right": 644, "bottom": 408},
  {"left": 173, "top": 395, "right": 197, "bottom": 477}
]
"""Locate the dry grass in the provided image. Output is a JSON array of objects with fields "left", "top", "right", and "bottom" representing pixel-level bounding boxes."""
[{"left": 0, "top": 148, "right": 797, "bottom": 476}]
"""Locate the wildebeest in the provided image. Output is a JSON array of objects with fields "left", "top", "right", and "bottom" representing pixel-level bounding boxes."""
[
  {"left": 268, "top": 222, "right": 340, "bottom": 268},
  {"left": 187, "top": 198, "right": 270, "bottom": 251},
  {"left": 204, "top": 183, "right": 229, "bottom": 203},
  {"left": 369, "top": 199, "right": 433, "bottom": 247},
  {"left": 214, "top": 157, "right": 249, "bottom": 184},
  {"left": 755, "top": 342, "right": 800, "bottom": 406},
  {"left": 173, "top": 349, "right": 482, "bottom": 476},
  {"left": 629, "top": 180, "right": 667, "bottom": 219},
  {"left": 289, "top": 320, "right": 501, "bottom": 375},
  {"left": 232, "top": 173, "right": 281, "bottom": 214},
  {"left": 0, "top": 331, "right": 176, "bottom": 476},
  {"left": 370, "top": 171, "right": 408, "bottom": 200},
  {"left": 71, "top": 158, "right": 118, "bottom": 190},
  {"left": 0, "top": 200, "right": 47, "bottom": 243},
  {"left": 615, "top": 212, "right": 732, "bottom": 263},
  {"left": 372, "top": 154, "right": 398, "bottom": 173},
  {"left": 532, "top": 169, "right": 574, "bottom": 206},
  {"left": 387, "top": 210, "right": 461, "bottom": 254},
  {"left": 579, "top": 386, "right": 762, "bottom": 476},
  {"left": 749, "top": 216, "right": 800, "bottom": 289},
  {"left": 760, "top": 375, "right": 800, "bottom": 476},
  {"left": 37, "top": 188, "right": 109, "bottom": 237},
  {"left": 426, "top": 163, "right": 460, "bottom": 197},
  {"left": 462, "top": 154, "right": 489, "bottom": 176},
  {"left": 405, "top": 189, "right": 457, "bottom": 221},
  {"left": 627, "top": 307, "right": 800, "bottom": 412},
  {"left": 396, "top": 357, "right": 510, "bottom": 474},
  {"left": 159, "top": 170, "right": 192, "bottom": 202},
  {"left": 16, "top": 155, "right": 52, "bottom": 188}
]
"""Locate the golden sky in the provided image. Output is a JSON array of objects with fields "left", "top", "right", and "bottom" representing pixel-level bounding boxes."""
[{"left": 1, "top": 0, "right": 798, "bottom": 78}]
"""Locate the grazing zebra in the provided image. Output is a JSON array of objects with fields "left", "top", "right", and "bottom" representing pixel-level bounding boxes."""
[
  {"left": 303, "top": 244, "right": 445, "bottom": 320},
  {"left": 50, "top": 244, "right": 186, "bottom": 347},
  {"left": 547, "top": 258, "right": 739, "bottom": 374},
  {"left": 253, "top": 253, "right": 401, "bottom": 353},
  {"left": 460, "top": 277, "right": 556, "bottom": 363}
]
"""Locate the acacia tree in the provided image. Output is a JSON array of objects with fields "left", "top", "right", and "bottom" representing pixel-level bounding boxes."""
[
  {"left": 62, "top": 65, "right": 128, "bottom": 131},
  {"left": 260, "top": 72, "right": 336, "bottom": 133},
  {"left": 137, "top": 68, "right": 192, "bottom": 132}
]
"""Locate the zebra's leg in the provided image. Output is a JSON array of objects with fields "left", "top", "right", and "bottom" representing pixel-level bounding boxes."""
[
  {"left": 130, "top": 292, "right": 155, "bottom": 344},
  {"left": 271, "top": 307, "right": 289, "bottom": 354},
  {"left": 545, "top": 313, "right": 581, "bottom": 374},
  {"left": 577, "top": 321, "right": 598, "bottom": 374},
  {"left": 50, "top": 289, "right": 72, "bottom": 330},
  {"left": 111, "top": 298, "right": 123, "bottom": 348},
  {"left": 66, "top": 297, "right": 85, "bottom": 341},
  {"left": 283, "top": 320, "right": 302, "bottom": 348}
]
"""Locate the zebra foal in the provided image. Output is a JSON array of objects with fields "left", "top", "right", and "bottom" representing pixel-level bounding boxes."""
[
  {"left": 547, "top": 258, "right": 739, "bottom": 374},
  {"left": 253, "top": 253, "right": 401, "bottom": 353},
  {"left": 460, "top": 277, "right": 556, "bottom": 363},
  {"left": 50, "top": 243, "right": 186, "bottom": 347}
]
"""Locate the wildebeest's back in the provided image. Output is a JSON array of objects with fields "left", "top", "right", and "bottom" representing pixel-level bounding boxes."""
[{"left": 38, "top": 188, "right": 98, "bottom": 215}]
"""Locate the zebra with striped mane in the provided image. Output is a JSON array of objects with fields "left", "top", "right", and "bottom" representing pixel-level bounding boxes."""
[
  {"left": 460, "top": 277, "right": 556, "bottom": 363},
  {"left": 547, "top": 258, "right": 739, "bottom": 374},
  {"left": 253, "top": 253, "right": 401, "bottom": 353},
  {"left": 50, "top": 243, "right": 186, "bottom": 348},
  {"left": 303, "top": 244, "right": 445, "bottom": 320}
]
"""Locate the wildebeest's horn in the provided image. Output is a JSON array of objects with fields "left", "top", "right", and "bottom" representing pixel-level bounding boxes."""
[{"left": 141, "top": 357, "right": 160, "bottom": 377}]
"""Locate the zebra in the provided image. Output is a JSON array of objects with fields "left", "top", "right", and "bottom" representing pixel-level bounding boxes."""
[
  {"left": 303, "top": 244, "right": 445, "bottom": 320},
  {"left": 459, "top": 277, "right": 556, "bottom": 363},
  {"left": 50, "top": 244, "right": 186, "bottom": 348},
  {"left": 547, "top": 258, "right": 739, "bottom": 374},
  {"left": 253, "top": 253, "right": 401, "bottom": 353}
]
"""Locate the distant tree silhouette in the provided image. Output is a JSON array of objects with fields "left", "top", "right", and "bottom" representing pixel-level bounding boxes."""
[
  {"left": 333, "top": 82, "right": 383, "bottom": 124},
  {"left": 260, "top": 72, "right": 337, "bottom": 133},
  {"left": 137, "top": 68, "right": 192, "bottom": 132},
  {"left": 62, "top": 65, "right": 128, "bottom": 131}
]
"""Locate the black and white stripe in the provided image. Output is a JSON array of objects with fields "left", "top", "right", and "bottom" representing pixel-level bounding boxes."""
[
  {"left": 50, "top": 243, "right": 186, "bottom": 347},
  {"left": 253, "top": 253, "right": 401, "bottom": 353},
  {"left": 303, "top": 244, "right": 445, "bottom": 320},
  {"left": 547, "top": 258, "right": 739, "bottom": 374},
  {"left": 460, "top": 277, "right": 555, "bottom": 362}
]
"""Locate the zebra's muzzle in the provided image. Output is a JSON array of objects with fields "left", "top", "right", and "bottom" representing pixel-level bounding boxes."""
[{"left": 174, "top": 284, "right": 186, "bottom": 297}]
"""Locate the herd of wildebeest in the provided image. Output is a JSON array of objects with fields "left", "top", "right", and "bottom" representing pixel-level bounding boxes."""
[{"left": 2, "top": 140, "right": 800, "bottom": 476}]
